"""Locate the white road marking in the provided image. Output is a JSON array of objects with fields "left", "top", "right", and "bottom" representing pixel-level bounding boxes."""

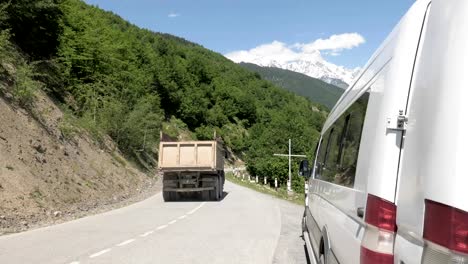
[
  {"left": 168, "top": 219, "right": 177, "bottom": 225},
  {"left": 89, "top": 248, "right": 111, "bottom": 258},
  {"left": 69, "top": 262, "right": 80, "bottom": 264},
  {"left": 117, "top": 239, "right": 136, "bottom": 247},
  {"left": 140, "top": 231, "right": 154, "bottom": 237},
  {"left": 187, "top": 202, "right": 206, "bottom": 215},
  {"left": 178, "top": 215, "right": 187, "bottom": 220},
  {"left": 156, "top": 224, "right": 168, "bottom": 230}
]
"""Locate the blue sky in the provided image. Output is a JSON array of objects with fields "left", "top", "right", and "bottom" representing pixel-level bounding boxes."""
[{"left": 84, "top": 0, "right": 415, "bottom": 68}]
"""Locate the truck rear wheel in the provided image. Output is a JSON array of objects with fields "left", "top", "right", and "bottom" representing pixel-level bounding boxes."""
[
  {"left": 163, "top": 191, "right": 179, "bottom": 202},
  {"left": 209, "top": 177, "right": 220, "bottom": 201},
  {"left": 218, "top": 177, "right": 223, "bottom": 199},
  {"left": 163, "top": 191, "right": 171, "bottom": 202},
  {"left": 201, "top": 190, "right": 210, "bottom": 201},
  {"left": 219, "top": 173, "right": 225, "bottom": 199},
  {"left": 172, "top": 191, "right": 180, "bottom": 201}
]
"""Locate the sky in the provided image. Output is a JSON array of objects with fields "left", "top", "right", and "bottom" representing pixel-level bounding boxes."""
[{"left": 84, "top": 0, "right": 415, "bottom": 69}]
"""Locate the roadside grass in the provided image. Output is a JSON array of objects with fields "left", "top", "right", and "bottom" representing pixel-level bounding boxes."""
[{"left": 226, "top": 172, "right": 305, "bottom": 205}]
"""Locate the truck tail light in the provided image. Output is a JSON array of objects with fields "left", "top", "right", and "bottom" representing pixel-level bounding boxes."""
[
  {"left": 422, "top": 200, "right": 468, "bottom": 263},
  {"left": 360, "top": 194, "right": 397, "bottom": 264}
]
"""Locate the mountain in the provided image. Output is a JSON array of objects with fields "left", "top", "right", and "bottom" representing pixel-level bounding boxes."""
[
  {"left": 227, "top": 49, "right": 360, "bottom": 88},
  {"left": 320, "top": 77, "right": 351, "bottom": 90},
  {"left": 240, "top": 63, "right": 343, "bottom": 109}
]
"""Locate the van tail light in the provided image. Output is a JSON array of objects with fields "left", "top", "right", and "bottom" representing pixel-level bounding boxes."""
[
  {"left": 422, "top": 200, "right": 468, "bottom": 263},
  {"left": 360, "top": 194, "right": 397, "bottom": 264}
]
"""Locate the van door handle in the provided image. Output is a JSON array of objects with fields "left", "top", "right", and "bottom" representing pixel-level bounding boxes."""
[{"left": 357, "top": 207, "right": 364, "bottom": 218}]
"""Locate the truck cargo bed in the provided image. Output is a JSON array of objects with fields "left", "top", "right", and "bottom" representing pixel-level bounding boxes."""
[
  {"left": 158, "top": 140, "right": 224, "bottom": 171},
  {"left": 158, "top": 139, "right": 225, "bottom": 202}
]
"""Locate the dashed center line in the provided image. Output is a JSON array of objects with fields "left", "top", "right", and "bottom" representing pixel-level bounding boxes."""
[
  {"left": 156, "top": 224, "right": 168, "bottom": 230},
  {"left": 187, "top": 202, "right": 206, "bottom": 214},
  {"left": 117, "top": 239, "right": 136, "bottom": 247},
  {"left": 140, "top": 231, "right": 154, "bottom": 237},
  {"left": 73, "top": 202, "right": 206, "bottom": 262},
  {"left": 89, "top": 248, "right": 111, "bottom": 258}
]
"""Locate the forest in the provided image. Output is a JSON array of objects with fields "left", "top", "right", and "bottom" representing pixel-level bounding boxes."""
[
  {"left": 239, "top": 62, "right": 344, "bottom": 109},
  {"left": 0, "top": 0, "right": 328, "bottom": 192}
]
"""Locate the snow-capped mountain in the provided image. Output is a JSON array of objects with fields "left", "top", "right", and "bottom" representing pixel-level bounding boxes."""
[
  {"left": 227, "top": 48, "right": 360, "bottom": 88},
  {"left": 264, "top": 59, "right": 360, "bottom": 88}
]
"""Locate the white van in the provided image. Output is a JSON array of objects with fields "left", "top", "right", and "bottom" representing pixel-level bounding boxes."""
[{"left": 300, "top": 0, "right": 468, "bottom": 263}]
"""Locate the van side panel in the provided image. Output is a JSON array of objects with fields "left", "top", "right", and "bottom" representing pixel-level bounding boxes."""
[
  {"left": 362, "top": 0, "right": 431, "bottom": 203},
  {"left": 308, "top": 180, "right": 365, "bottom": 262},
  {"left": 305, "top": 1, "right": 432, "bottom": 263},
  {"left": 415, "top": 0, "right": 468, "bottom": 213},
  {"left": 396, "top": 2, "right": 468, "bottom": 264},
  {"left": 321, "top": 0, "right": 431, "bottom": 203}
]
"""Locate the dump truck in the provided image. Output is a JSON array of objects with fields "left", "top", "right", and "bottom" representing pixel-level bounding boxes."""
[{"left": 158, "top": 139, "right": 225, "bottom": 202}]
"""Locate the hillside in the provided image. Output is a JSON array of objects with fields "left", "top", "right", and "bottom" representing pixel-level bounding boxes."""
[
  {"left": 0, "top": 87, "right": 159, "bottom": 233},
  {"left": 0, "top": 0, "right": 328, "bottom": 230},
  {"left": 239, "top": 63, "right": 343, "bottom": 109}
]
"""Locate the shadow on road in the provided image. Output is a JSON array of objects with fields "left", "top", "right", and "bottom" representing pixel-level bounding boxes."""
[{"left": 166, "top": 191, "right": 230, "bottom": 202}]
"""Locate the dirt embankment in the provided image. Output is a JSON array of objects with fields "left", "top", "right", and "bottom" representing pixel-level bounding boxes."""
[{"left": 0, "top": 92, "right": 160, "bottom": 235}]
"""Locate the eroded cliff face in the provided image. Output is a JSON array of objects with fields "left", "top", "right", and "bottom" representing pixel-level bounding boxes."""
[{"left": 0, "top": 91, "right": 159, "bottom": 234}]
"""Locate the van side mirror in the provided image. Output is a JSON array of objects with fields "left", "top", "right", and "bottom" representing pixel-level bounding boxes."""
[{"left": 299, "top": 160, "right": 309, "bottom": 177}]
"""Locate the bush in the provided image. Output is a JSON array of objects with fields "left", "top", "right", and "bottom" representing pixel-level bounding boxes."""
[
  {"left": 162, "top": 116, "right": 191, "bottom": 140},
  {"left": 0, "top": 30, "right": 10, "bottom": 60},
  {"left": 291, "top": 175, "right": 305, "bottom": 193},
  {"left": 13, "top": 63, "right": 41, "bottom": 106},
  {"left": 75, "top": 113, "right": 104, "bottom": 144},
  {"left": 58, "top": 110, "right": 80, "bottom": 139}
]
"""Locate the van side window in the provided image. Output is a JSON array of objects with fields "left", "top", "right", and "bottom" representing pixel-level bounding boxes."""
[
  {"left": 315, "top": 133, "right": 329, "bottom": 179},
  {"left": 338, "top": 114, "right": 351, "bottom": 167},
  {"left": 323, "top": 128, "right": 334, "bottom": 167},
  {"left": 316, "top": 92, "right": 369, "bottom": 188}
]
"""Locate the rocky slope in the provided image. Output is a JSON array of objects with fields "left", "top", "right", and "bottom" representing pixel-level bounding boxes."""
[{"left": 0, "top": 89, "right": 159, "bottom": 234}]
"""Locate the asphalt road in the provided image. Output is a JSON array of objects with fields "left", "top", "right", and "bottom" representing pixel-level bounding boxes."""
[{"left": 0, "top": 181, "right": 308, "bottom": 264}]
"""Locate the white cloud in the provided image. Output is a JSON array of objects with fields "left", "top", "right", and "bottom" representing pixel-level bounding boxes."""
[
  {"left": 168, "top": 12, "right": 180, "bottom": 18},
  {"left": 226, "top": 41, "right": 301, "bottom": 65},
  {"left": 297, "top": 33, "right": 365, "bottom": 53},
  {"left": 225, "top": 33, "right": 365, "bottom": 64}
]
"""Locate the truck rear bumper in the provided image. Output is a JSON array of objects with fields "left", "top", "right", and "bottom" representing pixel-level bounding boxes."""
[{"left": 164, "top": 187, "right": 214, "bottom": 192}]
